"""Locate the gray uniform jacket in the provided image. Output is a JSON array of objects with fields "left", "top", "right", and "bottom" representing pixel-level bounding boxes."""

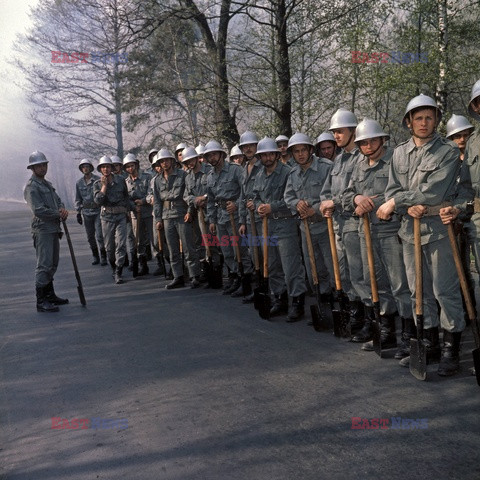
[
  {"left": 385, "top": 133, "right": 472, "bottom": 245},
  {"left": 342, "top": 147, "right": 401, "bottom": 238},
  {"left": 463, "top": 130, "right": 480, "bottom": 199},
  {"left": 239, "top": 159, "right": 262, "bottom": 226},
  {"left": 24, "top": 175, "right": 64, "bottom": 234},
  {"left": 93, "top": 174, "right": 130, "bottom": 221},
  {"left": 152, "top": 169, "right": 189, "bottom": 221},
  {"left": 75, "top": 175, "right": 100, "bottom": 216},
  {"left": 320, "top": 147, "right": 361, "bottom": 234},
  {"left": 284, "top": 156, "right": 332, "bottom": 232},
  {"left": 206, "top": 161, "right": 244, "bottom": 225},
  {"left": 125, "top": 171, "right": 153, "bottom": 219},
  {"left": 184, "top": 163, "right": 212, "bottom": 213}
]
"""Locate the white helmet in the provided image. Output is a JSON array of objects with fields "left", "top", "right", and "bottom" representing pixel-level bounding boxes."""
[
  {"left": 175, "top": 142, "right": 187, "bottom": 153},
  {"left": 27, "top": 151, "right": 48, "bottom": 169},
  {"left": 78, "top": 158, "right": 94, "bottom": 172},
  {"left": 402, "top": 94, "right": 441, "bottom": 128},
  {"left": 111, "top": 155, "right": 122, "bottom": 165},
  {"left": 195, "top": 144, "right": 206, "bottom": 155},
  {"left": 230, "top": 144, "right": 243, "bottom": 157},
  {"left": 148, "top": 148, "right": 159, "bottom": 163},
  {"left": 256, "top": 137, "right": 280, "bottom": 155},
  {"left": 275, "top": 134, "right": 289, "bottom": 143},
  {"left": 329, "top": 108, "right": 358, "bottom": 130},
  {"left": 97, "top": 155, "right": 112, "bottom": 171},
  {"left": 122, "top": 153, "right": 137, "bottom": 166},
  {"left": 204, "top": 140, "right": 226, "bottom": 156},
  {"left": 446, "top": 114, "right": 474, "bottom": 139},
  {"left": 181, "top": 146, "right": 199, "bottom": 163},
  {"left": 239, "top": 131, "right": 259, "bottom": 147},
  {"left": 315, "top": 132, "right": 335, "bottom": 146},
  {"left": 354, "top": 118, "right": 390, "bottom": 143},
  {"left": 153, "top": 148, "right": 175, "bottom": 164},
  {"left": 468, "top": 79, "right": 480, "bottom": 120},
  {"left": 287, "top": 132, "right": 314, "bottom": 150}
]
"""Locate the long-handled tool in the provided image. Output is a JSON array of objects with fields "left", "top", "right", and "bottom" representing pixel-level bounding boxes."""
[
  {"left": 62, "top": 220, "right": 86, "bottom": 306},
  {"left": 248, "top": 209, "right": 263, "bottom": 310},
  {"left": 131, "top": 209, "right": 139, "bottom": 278},
  {"left": 257, "top": 216, "right": 271, "bottom": 319},
  {"left": 198, "top": 207, "right": 223, "bottom": 288},
  {"left": 410, "top": 217, "right": 427, "bottom": 380},
  {"left": 156, "top": 225, "right": 167, "bottom": 279},
  {"left": 363, "top": 214, "right": 383, "bottom": 357},
  {"left": 327, "top": 217, "right": 351, "bottom": 338},
  {"left": 304, "top": 219, "right": 332, "bottom": 331},
  {"left": 448, "top": 223, "right": 480, "bottom": 385},
  {"left": 229, "top": 212, "right": 251, "bottom": 297}
]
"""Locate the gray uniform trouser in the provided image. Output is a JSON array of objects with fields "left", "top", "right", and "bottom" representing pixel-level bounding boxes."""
[
  {"left": 269, "top": 220, "right": 306, "bottom": 297},
  {"left": 164, "top": 217, "right": 200, "bottom": 279},
  {"left": 192, "top": 214, "right": 206, "bottom": 260},
  {"left": 402, "top": 236, "right": 465, "bottom": 332},
  {"left": 101, "top": 215, "right": 127, "bottom": 268},
  {"left": 332, "top": 219, "right": 353, "bottom": 299},
  {"left": 216, "top": 221, "right": 253, "bottom": 275},
  {"left": 33, "top": 232, "right": 60, "bottom": 287},
  {"left": 464, "top": 216, "right": 480, "bottom": 290},
  {"left": 359, "top": 233, "right": 412, "bottom": 318},
  {"left": 83, "top": 213, "right": 104, "bottom": 252},
  {"left": 301, "top": 222, "right": 334, "bottom": 295},
  {"left": 245, "top": 218, "right": 263, "bottom": 279},
  {"left": 342, "top": 228, "right": 370, "bottom": 302},
  {"left": 130, "top": 214, "right": 151, "bottom": 258}
]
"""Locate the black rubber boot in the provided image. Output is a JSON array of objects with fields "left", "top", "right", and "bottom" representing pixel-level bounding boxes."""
[
  {"left": 45, "top": 282, "right": 69, "bottom": 305},
  {"left": 287, "top": 293, "right": 305, "bottom": 322},
  {"left": 114, "top": 266, "right": 124, "bottom": 284},
  {"left": 349, "top": 300, "right": 365, "bottom": 332},
  {"left": 223, "top": 274, "right": 240, "bottom": 295},
  {"left": 399, "top": 326, "right": 441, "bottom": 368},
  {"left": 123, "top": 255, "right": 130, "bottom": 268},
  {"left": 394, "top": 317, "right": 416, "bottom": 359},
  {"left": 100, "top": 248, "right": 108, "bottom": 266},
  {"left": 362, "top": 313, "right": 397, "bottom": 351},
  {"left": 153, "top": 255, "right": 165, "bottom": 276},
  {"left": 231, "top": 274, "right": 252, "bottom": 298},
  {"left": 242, "top": 292, "right": 255, "bottom": 304},
  {"left": 270, "top": 292, "right": 289, "bottom": 317},
  {"left": 437, "top": 331, "right": 462, "bottom": 376},
  {"left": 91, "top": 246, "right": 100, "bottom": 265},
  {"left": 138, "top": 256, "right": 149, "bottom": 276},
  {"left": 190, "top": 276, "right": 203, "bottom": 289},
  {"left": 166, "top": 276, "right": 185, "bottom": 290},
  {"left": 36, "top": 286, "right": 59, "bottom": 312},
  {"left": 351, "top": 306, "right": 374, "bottom": 342}
]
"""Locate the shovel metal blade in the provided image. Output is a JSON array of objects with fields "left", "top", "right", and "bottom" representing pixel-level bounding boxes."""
[
  {"left": 311, "top": 305, "right": 331, "bottom": 332},
  {"left": 372, "top": 304, "right": 382, "bottom": 358},
  {"left": 258, "top": 292, "right": 271, "bottom": 320},
  {"left": 472, "top": 348, "right": 480, "bottom": 386},
  {"left": 409, "top": 338, "right": 427, "bottom": 381},
  {"left": 333, "top": 309, "right": 351, "bottom": 338},
  {"left": 253, "top": 278, "right": 267, "bottom": 310},
  {"left": 132, "top": 256, "right": 139, "bottom": 278},
  {"left": 206, "top": 260, "right": 223, "bottom": 289}
]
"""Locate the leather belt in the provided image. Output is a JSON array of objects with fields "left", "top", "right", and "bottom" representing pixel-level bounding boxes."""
[
  {"left": 102, "top": 206, "right": 127, "bottom": 214},
  {"left": 269, "top": 211, "right": 294, "bottom": 220},
  {"left": 82, "top": 202, "right": 98, "bottom": 209},
  {"left": 423, "top": 202, "right": 451, "bottom": 216},
  {"left": 215, "top": 199, "right": 235, "bottom": 209}
]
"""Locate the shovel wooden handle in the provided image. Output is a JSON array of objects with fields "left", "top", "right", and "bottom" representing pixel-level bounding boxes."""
[
  {"left": 198, "top": 207, "right": 212, "bottom": 257},
  {"left": 262, "top": 216, "right": 268, "bottom": 279},
  {"left": 326, "top": 217, "right": 342, "bottom": 291},
  {"left": 414, "top": 217, "right": 423, "bottom": 317},
  {"left": 229, "top": 212, "right": 243, "bottom": 267},
  {"left": 303, "top": 218, "right": 318, "bottom": 286},
  {"left": 363, "top": 215, "right": 379, "bottom": 303},
  {"left": 249, "top": 209, "right": 260, "bottom": 271}
]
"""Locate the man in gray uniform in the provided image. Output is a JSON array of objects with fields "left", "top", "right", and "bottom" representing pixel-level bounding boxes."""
[
  {"left": 24, "top": 151, "right": 69, "bottom": 312},
  {"left": 93, "top": 155, "right": 130, "bottom": 284},
  {"left": 152, "top": 148, "right": 202, "bottom": 289},
  {"left": 124, "top": 153, "right": 153, "bottom": 276},
  {"left": 284, "top": 133, "right": 335, "bottom": 320},
  {"left": 343, "top": 119, "right": 413, "bottom": 356},
  {"left": 251, "top": 137, "right": 307, "bottom": 320},
  {"left": 320, "top": 109, "right": 369, "bottom": 337},
  {"left": 204, "top": 140, "right": 254, "bottom": 295},
  {"left": 75, "top": 158, "right": 107, "bottom": 266},
  {"left": 377, "top": 94, "right": 473, "bottom": 376}
]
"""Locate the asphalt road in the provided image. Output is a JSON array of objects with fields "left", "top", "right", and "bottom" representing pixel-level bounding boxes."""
[{"left": 1, "top": 202, "right": 479, "bottom": 480}]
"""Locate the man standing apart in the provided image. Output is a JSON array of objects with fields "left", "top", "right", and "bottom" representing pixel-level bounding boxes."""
[
  {"left": 377, "top": 94, "right": 472, "bottom": 376},
  {"left": 24, "top": 151, "right": 69, "bottom": 312},
  {"left": 75, "top": 159, "right": 107, "bottom": 266}
]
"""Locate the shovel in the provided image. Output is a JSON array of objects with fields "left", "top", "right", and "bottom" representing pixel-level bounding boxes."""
[
  {"left": 248, "top": 209, "right": 263, "bottom": 310},
  {"left": 198, "top": 207, "right": 223, "bottom": 289},
  {"left": 410, "top": 217, "right": 427, "bottom": 380},
  {"left": 131, "top": 209, "right": 139, "bottom": 278},
  {"left": 257, "top": 216, "right": 271, "bottom": 319},
  {"left": 62, "top": 220, "right": 86, "bottom": 306},
  {"left": 156, "top": 225, "right": 167, "bottom": 279},
  {"left": 327, "top": 217, "right": 351, "bottom": 338},
  {"left": 229, "top": 212, "right": 251, "bottom": 297},
  {"left": 304, "top": 219, "right": 332, "bottom": 331},
  {"left": 363, "top": 214, "right": 383, "bottom": 357},
  {"left": 447, "top": 223, "right": 480, "bottom": 386}
]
